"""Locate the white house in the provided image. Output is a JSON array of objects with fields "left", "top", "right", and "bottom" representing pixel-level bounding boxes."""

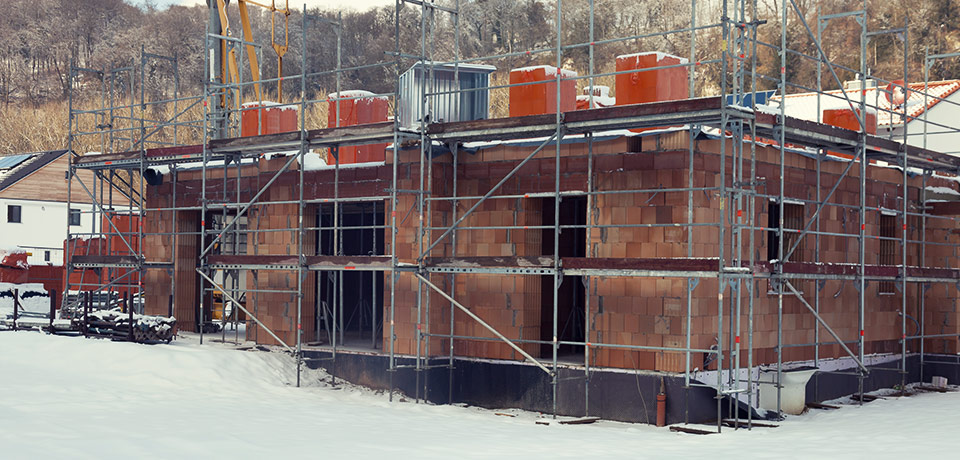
[
  {"left": 0, "top": 150, "right": 97, "bottom": 266},
  {"left": 772, "top": 79, "right": 960, "bottom": 154}
]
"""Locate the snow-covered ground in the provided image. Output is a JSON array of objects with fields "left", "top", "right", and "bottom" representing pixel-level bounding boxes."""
[{"left": 1, "top": 331, "right": 958, "bottom": 459}]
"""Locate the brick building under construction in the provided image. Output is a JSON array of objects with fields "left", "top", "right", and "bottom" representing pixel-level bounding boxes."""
[{"left": 64, "top": 1, "right": 960, "bottom": 427}]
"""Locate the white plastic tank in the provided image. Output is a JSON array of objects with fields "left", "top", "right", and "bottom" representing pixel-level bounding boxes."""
[{"left": 760, "top": 366, "right": 818, "bottom": 415}]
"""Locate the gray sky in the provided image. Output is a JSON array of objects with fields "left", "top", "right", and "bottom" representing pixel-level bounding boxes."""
[{"left": 129, "top": 0, "right": 396, "bottom": 11}]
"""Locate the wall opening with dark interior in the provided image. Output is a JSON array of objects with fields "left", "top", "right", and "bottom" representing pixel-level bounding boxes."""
[
  {"left": 879, "top": 213, "right": 896, "bottom": 294},
  {"left": 174, "top": 210, "right": 202, "bottom": 331},
  {"left": 767, "top": 201, "right": 806, "bottom": 293},
  {"left": 767, "top": 201, "right": 805, "bottom": 263},
  {"left": 316, "top": 201, "right": 385, "bottom": 349},
  {"left": 541, "top": 196, "right": 587, "bottom": 359}
]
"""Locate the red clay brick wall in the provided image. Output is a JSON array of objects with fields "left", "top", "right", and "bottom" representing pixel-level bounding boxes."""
[
  {"left": 244, "top": 198, "right": 317, "bottom": 348},
  {"left": 385, "top": 150, "right": 455, "bottom": 357},
  {"left": 143, "top": 190, "right": 173, "bottom": 318},
  {"left": 669, "top": 135, "right": 959, "bottom": 371},
  {"left": 140, "top": 132, "right": 960, "bottom": 368},
  {"left": 587, "top": 138, "right": 695, "bottom": 372}
]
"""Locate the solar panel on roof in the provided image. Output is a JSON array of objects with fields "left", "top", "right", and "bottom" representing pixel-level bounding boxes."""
[{"left": 0, "top": 153, "right": 33, "bottom": 169}]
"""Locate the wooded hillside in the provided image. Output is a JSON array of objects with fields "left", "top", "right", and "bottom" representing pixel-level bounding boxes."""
[{"left": 1, "top": 0, "right": 958, "bottom": 155}]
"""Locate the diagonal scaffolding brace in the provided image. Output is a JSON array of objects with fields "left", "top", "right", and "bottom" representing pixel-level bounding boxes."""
[
  {"left": 197, "top": 268, "right": 295, "bottom": 353},
  {"left": 784, "top": 279, "right": 868, "bottom": 372},
  {"left": 416, "top": 273, "right": 553, "bottom": 375},
  {"left": 417, "top": 133, "right": 558, "bottom": 260}
]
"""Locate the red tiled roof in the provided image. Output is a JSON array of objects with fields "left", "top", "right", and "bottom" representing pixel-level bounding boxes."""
[{"left": 775, "top": 80, "right": 960, "bottom": 127}]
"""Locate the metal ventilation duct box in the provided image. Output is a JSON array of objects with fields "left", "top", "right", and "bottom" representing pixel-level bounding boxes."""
[{"left": 399, "top": 62, "right": 496, "bottom": 131}]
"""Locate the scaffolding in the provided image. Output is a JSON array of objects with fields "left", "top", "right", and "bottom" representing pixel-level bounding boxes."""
[{"left": 64, "top": 0, "right": 960, "bottom": 431}]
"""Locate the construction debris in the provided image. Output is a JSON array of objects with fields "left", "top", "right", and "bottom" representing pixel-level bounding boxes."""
[
  {"left": 916, "top": 385, "right": 956, "bottom": 394},
  {"left": 77, "top": 309, "right": 176, "bottom": 343}
]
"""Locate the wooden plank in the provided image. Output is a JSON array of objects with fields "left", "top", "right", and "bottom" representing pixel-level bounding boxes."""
[
  {"left": 721, "top": 419, "right": 779, "bottom": 428},
  {"left": 74, "top": 145, "right": 205, "bottom": 164},
  {"left": 307, "top": 122, "right": 395, "bottom": 146},
  {"left": 306, "top": 255, "right": 392, "bottom": 270},
  {"left": 564, "top": 96, "right": 722, "bottom": 124},
  {"left": 564, "top": 257, "right": 720, "bottom": 272},
  {"left": 71, "top": 255, "right": 139, "bottom": 266},
  {"left": 428, "top": 97, "right": 722, "bottom": 136},
  {"left": 806, "top": 402, "right": 841, "bottom": 410},
  {"left": 915, "top": 385, "right": 956, "bottom": 393},
  {"left": 210, "top": 131, "right": 301, "bottom": 151},
  {"left": 558, "top": 416, "right": 600, "bottom": 425},
  {"left": 427, "top": 113, "right": 556, "bottom": 136},
  {"left": 208, "top": 122, "right": 395, "bottom": 153},
  {"left": 753, "top": 261, "right": 960, "bottom": 281},
  {"left": 206, "top": 254, "right": 393, "bottom": 270},
  {"left": 427, "top": 256, "right": 555, "bottom": 268},
  {"left": 208, "top": 254, "right": 301, "bottom": 266},
  {"left": 669, "top": 425, "right": 716, "bottom": 435}
]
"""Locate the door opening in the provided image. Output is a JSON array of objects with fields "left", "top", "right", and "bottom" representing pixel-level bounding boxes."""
[
  {"left": 316, "top": 201, "right": 385, "bottom": 349},
  {"left": 540, "top": 196, "right": 587, "bottom": 359}
]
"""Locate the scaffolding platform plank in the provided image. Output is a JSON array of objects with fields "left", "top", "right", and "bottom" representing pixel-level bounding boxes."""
[
  {"left": 425, "top": 256, "right": 556, "bottom": 275},
  {"left": 427, "top": 256, "right": 554, "bottom": 268},
  {"left": 209, "top": 122, "right": 397, "bottom": 154},
  {"left": 563, "top": 257, "right": 721, "bottom": 278},
  {"left": 306, "top": 255, "right": 393, "bottom": 271},
  {"left": 73, "top": 144, "right": 213, "bottom": 170},
  {"left": 70, "top": 255, "right": 140, "bottom": 268},
  {"left": 74, "top": 99, "right": 960, "bottom": 179},
  {"left": 206, "top": 254, "right": 393, "bottom": 271},
  {"left": 755, "top": 261, "right": 960, "bottom": 282},
  {"left": 73, "top": 123, "right": 400, "bottom": 169},
  {"left": 428, "top": 97, "right": 724, "bottom": 142}
]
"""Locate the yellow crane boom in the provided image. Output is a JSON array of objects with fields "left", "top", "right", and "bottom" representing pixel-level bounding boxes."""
[{"left": 216, "top": 0, "right": 290, "bottom": 107}]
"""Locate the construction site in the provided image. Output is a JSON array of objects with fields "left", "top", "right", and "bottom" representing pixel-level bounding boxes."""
[{"left": 56, "top": 0, "right": 960, "bottom": 430}]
